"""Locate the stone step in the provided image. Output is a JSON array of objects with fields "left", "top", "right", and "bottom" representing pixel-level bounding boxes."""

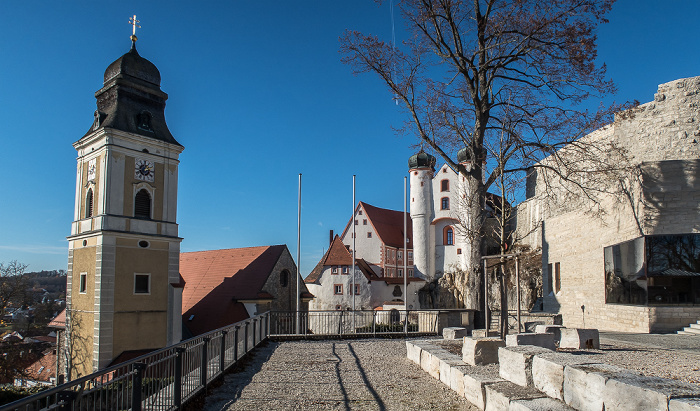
[
  {"left": 690, "top": 323, "right": 700, "bottom": 330},
  {"left": 677, "top": 330, "right": 694, "bottom": 335},
  {"left": 682, "top": 327, "right": 700, "bottom": 334}
]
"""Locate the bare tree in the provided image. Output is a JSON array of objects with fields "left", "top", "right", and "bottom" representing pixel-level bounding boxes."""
[
  {"left": 0, "top": 261, "right": 29, "bottom": 318},
  {"left": 341, "top": 0, "right": 632, "bottom": 309}
]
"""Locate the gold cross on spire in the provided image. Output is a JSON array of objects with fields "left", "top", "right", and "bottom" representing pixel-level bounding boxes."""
[{"left": 129, "top": 15, "right": 140, "bottom": 42}]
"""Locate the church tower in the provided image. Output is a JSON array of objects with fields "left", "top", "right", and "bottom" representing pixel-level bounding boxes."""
[
  {"left": 65, "top": 33, "right": 184, "bottom": 379},
  {"left": 408, "top": 150, "right": 436, "bottom": 281}
]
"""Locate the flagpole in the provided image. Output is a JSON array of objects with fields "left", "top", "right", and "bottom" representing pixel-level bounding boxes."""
[
  {"left": 296, "top": 173, "right": 301, "bottom": 334},
  {"left": 403, "top": 176, "right": 408, "bottom": 333},
  {"left": 352, "top": 175, "right": 356, "bottom": 313}
]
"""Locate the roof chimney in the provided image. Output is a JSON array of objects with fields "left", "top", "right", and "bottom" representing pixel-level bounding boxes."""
[{"left": 329, "top": 230, "right": 334, "bottom": 245}]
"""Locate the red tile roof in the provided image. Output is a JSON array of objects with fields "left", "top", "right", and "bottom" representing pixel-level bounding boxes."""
[
  {"left": 47, "top": 309, "right": 66, "bottom": 328},
  {"left": 305, "top": 237, "right": 381, "bottom": 284},
  {"left": 341, "top": 202, "right": 413, "bottom": 249},
  {"left": 180, "top": 245, "right": 288, "bottom": 336},
  {"left": 24, "top": 352, "right": 56, "bottom": 383}
]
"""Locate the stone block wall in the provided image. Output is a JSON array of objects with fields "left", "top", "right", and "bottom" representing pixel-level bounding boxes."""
[{"left": 515, "top": 76, "right": 700, "bottom": 333}]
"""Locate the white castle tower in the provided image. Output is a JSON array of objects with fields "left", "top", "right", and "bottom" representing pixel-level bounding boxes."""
[{"left": 408, "top": 150, "right": 436, "bottom": 281}]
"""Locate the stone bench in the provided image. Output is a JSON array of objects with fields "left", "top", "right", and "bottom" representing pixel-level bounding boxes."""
[
  {"left": 505, "top": 332, "right": 557, "bottom": 350},
  {"left": 499, "top": 345, "right": 553, "bottom": 387},
  {"left": 443, "top": 326, "right": 469, "bottom": 340},
  {"left": 463, "top": 336, "right": 505, "bottom": 366},
  {"left": 559, "top": 328, "right": 599, "bottom": 349}
]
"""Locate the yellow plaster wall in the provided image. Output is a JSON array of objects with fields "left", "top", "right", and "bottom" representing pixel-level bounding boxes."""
[
  {"left": 69, "top": 244, "right": 97, "bottom": 378},
  {"left": 79, "top": 154, "right": 101, "bottom": 219},
  {"left": 111, "top": 240, "right": 170, "bottom": 356}
]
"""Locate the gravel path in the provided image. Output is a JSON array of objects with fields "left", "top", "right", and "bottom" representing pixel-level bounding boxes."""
[{"left": 203, "top": 339, "right": 477, "bottom": 411}]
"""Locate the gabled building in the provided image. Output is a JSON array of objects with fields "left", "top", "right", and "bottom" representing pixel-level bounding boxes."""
[
  {"left": 340, "top": 202, "right": 415, "bottom": 279},
  {"left": 180, "top": 245, "right": 312, "bottom": 337},
  {"left": 305, "top": 236, "right": 424, "bottom": 311}
]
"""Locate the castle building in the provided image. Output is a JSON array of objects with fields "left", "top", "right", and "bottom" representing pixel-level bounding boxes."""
[
  {"left": 408, "top": 150, "right": 475, "bottom": 281},
  {"left": 516, "top": 76, "right": 700, "bottom": 333},
  {"left": 64, "top": 38, "right": 184, "bottom": 379}
]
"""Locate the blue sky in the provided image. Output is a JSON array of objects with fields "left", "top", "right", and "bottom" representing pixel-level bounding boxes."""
[{"left": 1, "top": 1, "right": 699, "bottom": 274}]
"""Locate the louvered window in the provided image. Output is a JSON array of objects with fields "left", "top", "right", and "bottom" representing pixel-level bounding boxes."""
[
  {"left": 85, "top": 189, "right": 94, "bottom": 218},
  {"left": 135, "top": 189, "right": 151, "bottom": 219}
]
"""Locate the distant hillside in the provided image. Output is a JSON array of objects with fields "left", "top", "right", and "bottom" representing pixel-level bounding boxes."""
[{"left": 24, "top": 270, "right": 66, "bottom": 296}]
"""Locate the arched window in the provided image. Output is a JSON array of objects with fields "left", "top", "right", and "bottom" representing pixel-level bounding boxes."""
[
  {"left": 85, "top": 188, "right": 94, "bottom": 218},
  {"left": 440, "top": 179, "right": 449, "bottom": 192},
  {"left": 280, "top": 270, "right": 289, "bottom": 287},
  {"left": 134, "top": 189, "right": 152, "bottom": 219},
  {"left": 441, "top": 197, "right": 450, "bottom": 210},
  {"left": 443, "top": 226, "right": 454, "bottom": 245}
]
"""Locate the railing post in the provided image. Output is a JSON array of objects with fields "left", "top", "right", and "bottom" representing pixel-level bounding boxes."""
[
  {"left": 244, "top": 322, "right": 249, "bottom": 353},
  {"left": 174, "top": 347, "right": 185, "bottom": 410},
  {"left": 131, "top": 362, "right": 147, "bottom": 411},
  {"left": 57, "top": 389, "right": 77, "bottom": 411},
  {"left": 372, "top": 310, "right": 376, "bottom": 337},
  {"left": 252, "top": 319, "right": 257, "bottom": 347},
  {"left": 220, "top": 330, "right": 228, "bottom": 372},
  {"left": 404, "top": 309, "right": 408, "bottom": 335},
  {"left": 233, "top": 325, "right": 240, "bottom": 362},
  {"left": 201, "top": 337, "right": 210, "bottom": 388}
]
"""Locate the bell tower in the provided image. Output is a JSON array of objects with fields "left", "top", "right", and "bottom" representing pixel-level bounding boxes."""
[
  {"left": 65, "top": 32, "right": 184, "bottom": 379},
  {"left": 408, "top": 150, "right": 436, "bottom": 281}
]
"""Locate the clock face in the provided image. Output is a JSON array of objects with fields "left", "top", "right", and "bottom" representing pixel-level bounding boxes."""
[
  {"left": 135, "top": 159, "right": 155, "bottom": 182},
  {"left": 87, "top": 159, "right": 97, "bottom": 181}
]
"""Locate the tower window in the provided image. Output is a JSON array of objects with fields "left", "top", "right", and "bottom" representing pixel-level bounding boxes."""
[
  {"left": 444, "top": 226, "right": 454, "bottom": 245},
  {"left": 134, "top": 189, "right": 152, "bottom": 219},
  {"left": 79, "top": 273, "right": 87, "bottom": 294},
  {"left": 134, "top": 273, "right": 151, "bottom": 294},
  {"left": 367, "top": 232, "right": 372, "bottom": 238},
  {"left": 85, "top": 188, "right": 94, "bottom": 218},
  {"left": 280, "top": 270, "right": 289, "bottom": 287},
  {"left": 441, "top": 180, "right": 449, "bottom": 192}
]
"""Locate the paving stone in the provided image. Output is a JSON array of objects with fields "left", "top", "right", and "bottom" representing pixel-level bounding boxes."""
[
  {"left": 463, "top": 336, "right": 506, "bottom": 365},
  {"left": 499, "top": 345, "right": 553, "bottom": 387},
  {"left": 444, "top": 327, "right": 469, "bottom": 339},
  {"left": 559, "top": 328, "right": 600, "bottom": 349},
  {"left": 484, "top": 381, "right": 546, "bottom": 411},
  {"left": 509, "top": 396, "right": 577, "bottom": 411},
  {"left": 505, "top": 332, "right": 556, "bottom": 350},
  {"left": 604, "top": 374, "right": 700, "bottom": 411},
  {"left": 563, "top": 363, "right": 632, "bottom": 411}
]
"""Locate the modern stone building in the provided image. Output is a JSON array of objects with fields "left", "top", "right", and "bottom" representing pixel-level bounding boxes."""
[
  {"left": 517, "top": 76, "right": 700, "bottom": 333},
  {"left": 64, "top": 38, "right": 184, "bottom": 379}
]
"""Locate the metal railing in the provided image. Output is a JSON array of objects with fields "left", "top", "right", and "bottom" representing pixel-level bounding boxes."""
[
  {"left": 268, "top": 309, "right": 441, "bottom": 337},
  {"left": 1, "top": 312, "right": 270, "bottom": 411}
]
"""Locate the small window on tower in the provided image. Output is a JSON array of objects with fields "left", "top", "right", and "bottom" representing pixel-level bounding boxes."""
[
  {"left": 441, "top": 197, "right": 450, "bottom": 210},
  {"left": 134, "top": 189, "right": 152, "bottom": 219},
  {"left": 134, "top": 273, "right": 150, "bottom": 294},
  {"left": 363, "top": 219, "right": 367, "bottom": 225},
  {"left": 79, "top": 273, "right": 87, "bottom": 294},
  {"left": 85, "top": 188, "right": 94, "bottom": 218},
  {"left": 367, "top": 232, "right": 372, "bottom": 238}
]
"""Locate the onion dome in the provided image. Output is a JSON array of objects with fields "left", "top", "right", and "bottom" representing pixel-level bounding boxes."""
[
  {"left": 457, "top": 147, "right": 471, "bottom": 164},
  {"left": 408, "top": 150, "right": 436, "bottom": 170},
  {"left": 84, "top": 42, "right": 181, "bottom": 147},
  {"left": 104, "top": 43, "right": 161, "bottom": 86}
]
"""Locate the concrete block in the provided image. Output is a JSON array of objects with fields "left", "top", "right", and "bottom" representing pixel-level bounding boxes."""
[
  {"left": 462, "top": 367, "right": 503, "bottom": 410},
  {"left": 463, "top": 337, "right": 506, "bottom": 366},
  {"left": 559, "top": 328, "right": 600, "bottom": 349},
  {"left": 428, "top": 350, "right": 452, "bottom": 380},
  {"left": 510, "top": 397, "right": 577, "bottom": 411},
  {"left": 532, "top": 351, "right": 600, "bottom": 401},
  {"left": 534, "top": 325, "right": 566, "bottom": 344},
  {"left": 498, "top": 346, "right": 552, "bottom": 387},
  {"left": 563, "top": 363, "right": 631, "bottom": 411},
  {"left": 472, "top": 329, "right": 488, "bottom": 338},
  {"left": 449, "top": 365, "right": 472, "bottom": 397},
  {"left": 670, "top": 397, "right": 700, "bottom": 411},
  {"left": 443, "top": 326, "right": 469, "bottom": 339},
  {"left": 405, "top": 340, "right": 422, "bottom": 364},
  {"left": 484, "top": 381, "right": 546, "bottom": 411},
  {"left": 604, "top": 374, "right": 700, "bottom": 411},
  {"left": 440, "top": 357, "right": 464, "bottom": 386},
  {"left": 505, "top": 333, "right": 556, "bottom": 350}
]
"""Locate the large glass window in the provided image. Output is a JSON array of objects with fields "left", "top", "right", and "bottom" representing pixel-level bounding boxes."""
[{"left": 604, "top": 235, "right": 700, "bottom": 305}]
